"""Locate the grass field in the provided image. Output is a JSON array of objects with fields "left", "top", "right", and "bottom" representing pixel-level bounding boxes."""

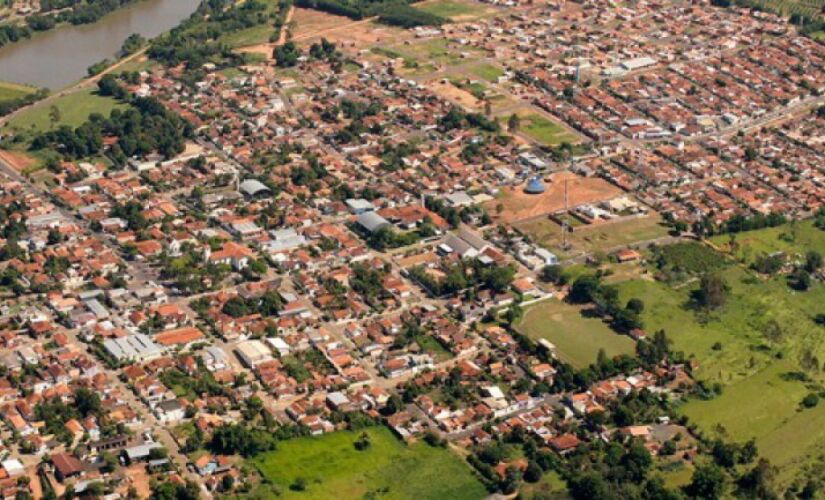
[
  {"left": 415, "top": 0, "right": 493, "bottom": 19},
  {"left": 519, "top": 112, "right": 580, "bottom": 146},
  {"left": 222, "top": 23, "right": 278, "bottom": 47},
  {"left": 0, "top": 81, "right": 36, "bottom": 104},
  {"left": 517, "top": 299, "right": 636, "bottom": 368},
  {"left": 516, "top": 214, "right": 669, "bottom": 259},
  {"left": 710, "top": 219, "right": 825, "bottom": 266},
  {"left": 252, "top": 426, "right": 486, "bottom": 499},
  {"left": 681, "top": 360, "right": 825, "bottom": 484},
  {"left": 468, "top": 62, "right": 504, "bottom": 82},
  {"left": 5, "top": 88, "right": 127, "bottom": 132},
  {"left": 611, "top": 230, "right": 825, "bottom": 486}
]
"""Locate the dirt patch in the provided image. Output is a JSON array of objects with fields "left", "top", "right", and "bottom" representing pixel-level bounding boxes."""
[
  {"left": 238, "top": 10, "right": 402, "bottom": 56},
  {"left": 0, "top": 149, "right": 36, "bottom": 173},
  {"left": 488, "top": 171, "right": 622, "bottom": 224},
  {"left": 427, "top": 80, "right": 483, "bottom": 111},
  {"left": 118, "top": 465, "right": 152, "bottom": 498}
]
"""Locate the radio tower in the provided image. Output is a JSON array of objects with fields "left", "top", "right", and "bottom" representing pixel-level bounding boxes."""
[{"left": 561, "top": 178, "right": 571, "bottom": 250}]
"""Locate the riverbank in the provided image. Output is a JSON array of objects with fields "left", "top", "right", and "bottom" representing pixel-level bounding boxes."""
[{"left": 0, "top": 81, "right": 36, "bottom": 104}]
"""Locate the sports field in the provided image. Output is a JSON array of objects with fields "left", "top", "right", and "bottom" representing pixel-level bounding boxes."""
[
  {"left": 252, "top": 426, "right": 486, "bottom": 499},
  {"left": 517, "top": 299, "right": 636, "bottom": 368},
  {"left": 519, "top": 112, "right": 580, "bottom": 147}
]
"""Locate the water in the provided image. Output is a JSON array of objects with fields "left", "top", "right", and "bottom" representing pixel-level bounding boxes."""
[{"left": 0, "top": 0, "right": 201, "bottom": 90}]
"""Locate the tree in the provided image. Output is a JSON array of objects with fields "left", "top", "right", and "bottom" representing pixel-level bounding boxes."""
[
  {"left": 568, "top": 275, "right": 601, "bottom": 304},
  {"left": 274, "top": 42, "right": 300, "bottom": 67},
  {"left": 685, "top": 464, "right": 726, "bottom": 499},
  {"left": 48, "top": 105, "right": 60, "bottom": 129},
  {"left": 74, "top": 387, "right": 101, "bottom": 417},
  {"left": 504, "top": 303, "right": 523, "bottom": 326},
  {"left": 569, "top": 473, "right": 613, "bottom": 500},
  {"left": 737, "top": 458, "right": 775, "bottom": 498},
  {"left": 805, "top": 250, "right": 822, "bottom": 273},
  {"left": 694, "top": 273, "right": 729, "bottom": 309},
  {"left": 507, "top": 113, "right": 520, "bottom": 132},
  {"left": 626, "top": 298, "right": 645, "bottom": 314},
  {"left": 789, "top": 268, "right": 811, "bottom": 291},
  {"left": 540, "top": 265, "right": 564, "bottom": 284},
  {"left": 524, "top": 460, "right": 542, "bottom": 483}
]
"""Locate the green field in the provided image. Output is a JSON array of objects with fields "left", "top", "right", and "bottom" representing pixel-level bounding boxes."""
[
  {"left": 0, "top": 81, "right": 36, "bottom": 104},
  {"left": 468, "top": 62, "right": 504, "bottom": 82},
  {"left": 516, "top": 214, "right": 669, "bottom": 259},
  {"left": 391, "top": 38, "right": 480, "bottom": 66},
  {"left": 415, "top": 0, "right": 490, "bottom": 19},
  {"left": 223, "top": 23, "right": 277, "bottom": 47},
  {"left": 520, "top": 113, "right": 580, "bottom": 146},
  {"left": 681, "top": 361, "right": 825, "bottom": 484},
  {"left": 5, "top": 87, "right": 127, "bottom": 132},
  {"left": 517, "top": 299, "right": 636, "bottom": 368},
  {"left": 252, "top": 426, "right": 487, "bottom": 499},
  {"left": 611, "top": 229, "right": 825, "bottom": 485},
  {"left": 710, "top": 219, "right": 825, "bottom": 266}
]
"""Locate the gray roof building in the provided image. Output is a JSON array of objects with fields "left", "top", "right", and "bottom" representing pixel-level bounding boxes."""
[{"left": 356, "top": 212, "right": 391, "bottom": 233}]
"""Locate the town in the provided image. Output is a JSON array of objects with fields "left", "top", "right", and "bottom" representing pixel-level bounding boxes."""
[{"left": 0, "top": 0, "right": 823, "bottom": 498}]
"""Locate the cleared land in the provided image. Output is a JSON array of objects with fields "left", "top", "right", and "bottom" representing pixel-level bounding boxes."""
[
  {"left": 516, "top": 213, "right": 669, "bottom": 259},
  {"left": 489, "top": 171, "right": 622, "bottom": 224},
  {"left": 6, "top": 88, "right": 126, "bottom": 132},
  {"left": 519, "top": 112, "right": 581, "bottom": 147},
  {"left": 517, "top": 299, "right": 636, "bottom": 368},
  {"left": 252, "top": 426, "right": 487, "bottom": 499},
  {"left": 0, "top": 80, "right": 36, "bottom": 103}
]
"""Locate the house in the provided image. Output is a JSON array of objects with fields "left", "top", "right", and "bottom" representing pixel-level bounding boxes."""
[
  {"left": 207, "top": 242, "right": 254, "bottom": 271},
  {"left": 155, "top": 399, "right": 185, "bottom": 423},
  {"left": 51, "top": 452, "right": 84, "bottom": 482}
]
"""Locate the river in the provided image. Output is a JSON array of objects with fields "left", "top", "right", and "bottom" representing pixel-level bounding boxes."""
[{"left": 0, "top": 0, "right": 201, "bottom": 90}]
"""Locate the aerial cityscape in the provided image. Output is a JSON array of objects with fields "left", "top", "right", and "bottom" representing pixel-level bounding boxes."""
[{"left": 0, "top": 0, "right": 824, "bottom": 497}]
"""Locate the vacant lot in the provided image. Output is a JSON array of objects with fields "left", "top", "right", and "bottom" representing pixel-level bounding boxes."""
[
  {"left": 0, "top": 80, "right": 36, "bottom": 104},
  {"left": 489, "top": 171, "right": 622, "bottom": 224},
  {"left": 6, "top": 88, "right": 126, "bottom": 132},
  {"left": 517, "top": 213, "right": 669, "bottom": 258},
  {"left": 252, "top": 426, "right": 486, "bottom": 499},
  {"left": 518, "top": 299, "right": 635, "bottom": 368},
  {"left": 518, "top": 112, "right": 580, "bottom": 147}
]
